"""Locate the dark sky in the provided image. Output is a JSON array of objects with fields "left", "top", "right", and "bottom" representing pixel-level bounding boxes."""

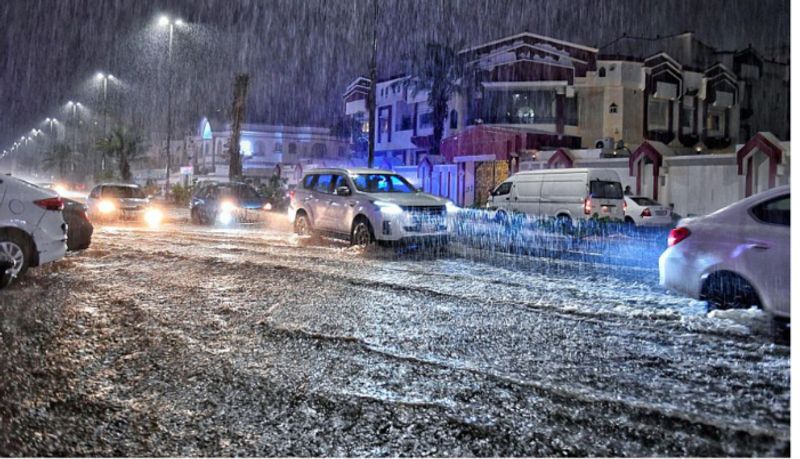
[{"left": 0, "top": 0, "right": 789, "bottom": 150}]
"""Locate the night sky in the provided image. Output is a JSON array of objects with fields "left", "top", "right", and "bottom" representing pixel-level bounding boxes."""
[{"left": 0, "top": 0, "right": 789, "bottom": 149}]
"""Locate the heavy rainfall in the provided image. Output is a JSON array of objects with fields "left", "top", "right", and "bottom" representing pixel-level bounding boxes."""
[{"left": 0, "top": 0, "right": 792, "bottom": 457}]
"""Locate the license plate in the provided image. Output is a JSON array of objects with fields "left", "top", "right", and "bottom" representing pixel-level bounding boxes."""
[{"left": 656, "top": 210, "right": 667, "bottom": 216}]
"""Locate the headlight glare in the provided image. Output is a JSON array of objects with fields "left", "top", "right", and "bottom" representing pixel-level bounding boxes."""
[{"left": 374, "top": 200, "right": 403, "bottom": 215}]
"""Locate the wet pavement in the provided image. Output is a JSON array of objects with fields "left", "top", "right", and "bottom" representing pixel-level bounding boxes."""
[{"left": 0, "top": 214, "right": 790, "bottom": 456}]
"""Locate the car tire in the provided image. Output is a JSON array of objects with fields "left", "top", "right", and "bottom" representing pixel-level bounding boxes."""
[
  {"left": 702, "top": 271, "right": 761, "bottom": 311},
  {"left": 294, "top": 212, "right": 312, "bottom": 236},
  {"left": 494, "top": 209, "right": 508, "bottom": 224},
  {"left": 351, "top": 218, "right": 374, "bottom": 247},
  {"left": 556, "top": 214, "right": 573, "bottom": 233},
  {"left": 0, "top": 231, "right": 31, "bottom": 282}
]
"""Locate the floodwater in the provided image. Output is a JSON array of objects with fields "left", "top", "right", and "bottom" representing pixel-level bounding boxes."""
[{"left": 0, "top": 212, "right": 790, "bottom": 456}]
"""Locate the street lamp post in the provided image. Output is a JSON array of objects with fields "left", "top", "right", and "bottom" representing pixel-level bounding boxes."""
[
  {"left": 67, "top": 101, "right": 80, "bottom": 154},
  {"left": 159, "top": 16, "right": 183, "bottom": 197},
  {"left": 96, "top": 73, "right": 114, "bottom": 173}
]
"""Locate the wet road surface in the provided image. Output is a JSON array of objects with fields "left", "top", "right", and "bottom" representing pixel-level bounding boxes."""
[{"left": 0, "top": 217, "right": 790, "bottom": 456}]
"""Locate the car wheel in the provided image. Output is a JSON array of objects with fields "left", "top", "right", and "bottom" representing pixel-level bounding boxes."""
[
  {"left": 351, "top": 218, "right": 374, "bottom": 247},
  {"left": 494, "top": 209, "right": 508, "bottom": 224},
  {"left": 294, "top": 212, "right": 312, "bottom": 236},
  {"left": 556, "top": 214, "right": 573, "bottom": 233},
  {"left": 624, "top": 217, "right": 636, "bottom": 227},
  {"left": 0, "top": 233, "right": 30, "bottom": 281},
  {"left": 703, "top": 271, "right": 761, "bottom": 311}
]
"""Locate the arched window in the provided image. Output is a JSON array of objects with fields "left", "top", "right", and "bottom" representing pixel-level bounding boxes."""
[
  {"left": 288, "top": 143, "right": 297, "bottom": 155},
  {"left": 609, "top": 103, "right": 618, "bottom": 114},
  {"left": 449, "top": 109, "right": 458, "bottom": 130},
  {"left": 274, "top": 142, "right": 283, "bottom": 153},
  {"left": 598, "top": 67, "right": 607, "bottom": 78}
]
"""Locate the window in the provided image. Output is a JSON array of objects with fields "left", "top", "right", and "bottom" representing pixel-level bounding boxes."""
[
  {"left": 706, "top": 111, "right": 725, "bottom": 133},
  {"left": 751, "top": 196, "right": 790, "bottom": 226},
  {"left": 302, "top": 175, "right": 316, "bottom": 189},
  {"left": 274, "top": 142, "right": 283, "bottom": 153},
  {"left": 102, "top": 185, "right": 145, "bottom": 199},
  {"left": 682, "top": 107, "right": 694, "bottom": 129},
  {"left": 648, "top": 99, "right": 669, "bottom": 130},
  {"left": 598, "top": 67, "right": 606, "bottom": 78},
  {"left": 378, "top": 106, "right": 391, "bottom": 142},
  {"left": 352, "top": 174, "right": 416, "bottom": 193},
  {"left": 288, "top": 142, "right": 297, "bottom": 155},
  {"left": 449, "top": 109, "right": 458, "bottom": 130},
  {"left": 632, "top": 197, "right": 660, "bottom": 206},
  {"left": 395, "top": 101, "right": 413, "bottom": 131},
  {"left": 590, "top": 180, "right": 623, "bottom": 199},
  {"left": 492, "top": 182, "right": 512, "bottom": 196},
  {"left": 609, "top": 103, "right": 618, "bottom": 114},
  {"left": 332, "top": 175, "right": 350, "bottom": 194},
  {"left": 419, "top": 112, "right": 432, "bottom": 129},
  {"left": 313, "top": 174, "right": 334, "bottom": 193}
]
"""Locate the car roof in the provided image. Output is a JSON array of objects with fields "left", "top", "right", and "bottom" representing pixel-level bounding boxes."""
[
  {"left": 303, "top": 167, "right": 396, "bottom": 176},
  {"left": 97, "top": 182, "right": 140, "bottom": 188}
]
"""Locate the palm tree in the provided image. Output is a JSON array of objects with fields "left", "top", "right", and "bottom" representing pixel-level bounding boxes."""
[
  {"left": 407, "top": 42, "right": 466, "bottom": 156},
  {"left": 96, "top": 127, "right": 143, "bottom": 182},
  {"left": 41, "top": 143, "right": 75, "bottom": 179}
]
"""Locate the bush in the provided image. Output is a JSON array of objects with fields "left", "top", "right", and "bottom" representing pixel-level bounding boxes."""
[{"left": 171, "top": 183, "right": 193, "bottom": 206}]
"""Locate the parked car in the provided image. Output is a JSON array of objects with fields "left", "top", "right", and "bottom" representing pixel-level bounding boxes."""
[
  {"left": 63, "top": 198, "right": 93, "bottom": 250},
  {"left": 289, "top": 168, "right": 455, "bottom": 246},
  {"left": 486, "top": 168, "right": 625, "bottom": 223},
  {"left": 624, "top": 196, "right": 673, "bottom": 226},
  {"left": 87, "top": 183, "right": 164, "bottom": 227},
  {"left": 0, "top": 175, "right": 67, "bottom": 284},
  {"left": 190, "top": 181, "right": 269, "bottom": 225},
  {"left": 659, "top": 186, "right": 790, "bottom": 337}
]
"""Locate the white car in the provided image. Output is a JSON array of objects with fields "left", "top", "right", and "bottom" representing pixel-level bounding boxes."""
[
  {"left": 623, "top": 196, "right": 672, "bottom": 226},
  {"left": 487, "top": 168, "right": 626, "bottom": 223},
  {"left": 289, "top": 168, "right": 455, "bottom": 246},
  {"left": 0, "top": 175, "right": 68, "bottom": 284},
  {"left": 659, "top": 186, "right": 790, "bottom": 333}
]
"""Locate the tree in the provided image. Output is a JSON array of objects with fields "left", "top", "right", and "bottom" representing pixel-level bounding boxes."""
[
  {"left": 96, "top": 127, "right": 143, "bottom": 182},
  {"left": 228, "top": 74, "right": 249, "bottom": 181},
  {"left": 407, "top": 42, "right": 466, "bottom": 156},
  {"left": 41, "top": 143, "right": 75, "bottom": 179}
]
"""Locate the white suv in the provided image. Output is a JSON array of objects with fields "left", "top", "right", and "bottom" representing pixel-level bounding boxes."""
[
  {"left": 289, "top": 168, "right": 456, "bottom": 246},
  {"left": 0, "top": 175, "right": 68, "bottom": 284}
]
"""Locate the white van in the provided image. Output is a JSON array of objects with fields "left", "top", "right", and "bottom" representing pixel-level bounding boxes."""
[{"left": 486, "top": 168, "right": 625, "bottom": 222}]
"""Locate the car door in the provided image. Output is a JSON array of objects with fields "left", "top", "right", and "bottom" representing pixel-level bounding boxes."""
[
  {"left": 324, "top": 175, "right": 355, "bottom": 234},
  {"left": 513, "top": 176, "right": 542, "bottom": 216},
  {"left": 310, "top": 174, "right": 334, "bottom": 230},
  {"left": 738, "top": 194, "right": 790, "bottom": 316}
]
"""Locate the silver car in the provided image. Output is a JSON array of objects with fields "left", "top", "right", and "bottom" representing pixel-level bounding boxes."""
[
  {"left": 87, "top": 183, "right": 164, "bottom": 226},
  {"left": 289, "top": 168, "right": 457, "bottom": 246}
]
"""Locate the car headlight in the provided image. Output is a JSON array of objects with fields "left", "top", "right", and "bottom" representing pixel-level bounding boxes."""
[
  {"left": 263, "top": 202, "right": 273, "bottom": 211},
  {"left": 219, "top": 200, "right": 238, "bottom": 213},
  {"left": 98, "top": 199, "right": 116, "bottom": 214},
  {"left": 374, "top": 200, "right": 403, "bottom": 215},
  {"left": 144, "top": 207, "right": 164, "bottom": 228},
  {"left": 445, "top": 201, "right": 460, "bottom": 214}
]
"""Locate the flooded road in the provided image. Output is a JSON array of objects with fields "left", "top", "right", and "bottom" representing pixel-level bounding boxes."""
[{"left": 0, "top": 217, "right": 790, "bottom": 456}]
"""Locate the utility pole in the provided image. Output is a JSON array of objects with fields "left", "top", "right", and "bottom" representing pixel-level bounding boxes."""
[
  {"left": 159, "top": 17, "right": 182, "bottom": 197},
  {"left": 228, "top": 74, "right": 249, "bottom": 181},
  {"left": 367, "top": 0, "right": 378, "bottom": 168}
]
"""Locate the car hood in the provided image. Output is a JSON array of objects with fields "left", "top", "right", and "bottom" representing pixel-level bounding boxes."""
[
  {"left": 115, "top": 198, "right": 149, "bottom": 208},
  {"left": 360, "top": 192, "right": 447, "bottom": 207}
]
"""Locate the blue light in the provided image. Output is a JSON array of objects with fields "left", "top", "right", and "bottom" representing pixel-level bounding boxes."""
[{"left": 202, "top": 121, "right": 213, "bottom": 140}]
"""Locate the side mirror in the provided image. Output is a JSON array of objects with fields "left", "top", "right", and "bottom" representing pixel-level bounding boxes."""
[{"left": 335, "top": 186, "right": 351, "bottom": 196}]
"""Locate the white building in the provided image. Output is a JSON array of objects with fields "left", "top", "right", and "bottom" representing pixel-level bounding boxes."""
[{"left": 186, "top": 118, "right": 351, "bottom": 183}]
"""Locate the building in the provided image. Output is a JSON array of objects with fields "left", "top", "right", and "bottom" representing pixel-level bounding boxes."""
[
  {"left": 345, "top": 31, "right": 789, "bottom": 208},
  {"left": 185, "top": 118, "right": 351, "bottom": 184}
]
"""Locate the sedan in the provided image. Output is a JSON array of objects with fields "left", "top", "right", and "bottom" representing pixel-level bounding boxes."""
[
  {"left": 659, "top": 186, "right": 789, "bottom": 337},
  {"left": 624, "top": 196, "right": 672, "bottom": 226}
]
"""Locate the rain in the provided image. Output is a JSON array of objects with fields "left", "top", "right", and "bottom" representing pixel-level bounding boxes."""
[{"left": 0, "top": 0, "right": 792, "bottom": 457}]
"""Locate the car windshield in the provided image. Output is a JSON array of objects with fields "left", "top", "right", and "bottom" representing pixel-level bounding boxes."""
[
  {"left": 632, "top": 197, "right": 660, "bottom": 206},
  {"left": 352, "top": 174, "right": 416, "bottom": 193},
  {"left": 220, "top": 184, "right": 261, "bottom": 200},
  {"left": 103, "top": 186, "right": 145, "bottom": 199},
  {"left": 590, "top": 181, "right": 623, "bottom": 199}
]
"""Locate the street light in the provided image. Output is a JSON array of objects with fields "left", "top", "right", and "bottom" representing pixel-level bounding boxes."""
[
  {"left": 66, "top": 101, "right": 82, "bottom": 153},
  {"left": 158, "top": 15, "right": 183, "bottom": 197}
]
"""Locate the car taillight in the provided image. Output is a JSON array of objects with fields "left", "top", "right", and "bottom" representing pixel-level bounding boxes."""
[
  {"left": 583, "top": 197, "right": 592, "bottom": 215},
  {"left": 668, "top": 227, "right": 691, "bottom": 247},
  {"left": 641, "top": 208, "right": 652, "bottom": 217},
  {"left": 288, "top": 190, "right": 295, "bottom": 200},
  {"left": 34, "top": 197, "right": 64, "bottom": 211}
]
